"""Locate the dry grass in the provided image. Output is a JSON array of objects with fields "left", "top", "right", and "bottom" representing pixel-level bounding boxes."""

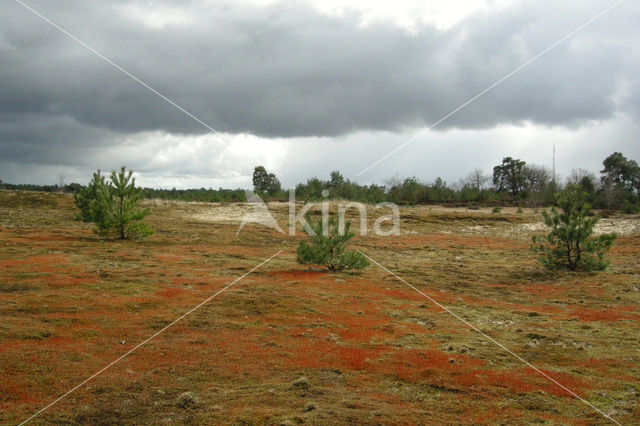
[{"left": 1, "top": 190, "right": 639, "bottom": 425}]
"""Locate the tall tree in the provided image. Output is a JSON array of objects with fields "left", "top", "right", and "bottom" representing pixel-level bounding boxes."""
[
  {"left": 252, "top": 166, "right": 281, "bottom": 196},
  {"left": 493, "top": 157, "right": 527, "bottom": 196},
  {"left": 329, "top": 171, "right": 345, "bottom": 190},
  {"left": 600, "top": 152, "right": 640, "bottom": 194}
]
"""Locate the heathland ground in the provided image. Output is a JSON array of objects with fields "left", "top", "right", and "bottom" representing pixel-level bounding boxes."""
[{"left": 1, "top": 191, "right": 639, "bottom": 424}]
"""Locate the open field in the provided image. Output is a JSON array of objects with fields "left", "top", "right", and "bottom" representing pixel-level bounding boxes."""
[{"left": 1, "top": 191, "right": 639, "bottom": 425}]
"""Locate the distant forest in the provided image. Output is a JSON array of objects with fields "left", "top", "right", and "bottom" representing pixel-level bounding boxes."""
[{"left": 2, "top": 152, "right": 639, "bottom": 212}]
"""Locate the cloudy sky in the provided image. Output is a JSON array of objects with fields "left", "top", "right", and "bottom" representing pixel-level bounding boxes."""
[{"left": 1, "top": 0, "right": 638, "bottom": 189}]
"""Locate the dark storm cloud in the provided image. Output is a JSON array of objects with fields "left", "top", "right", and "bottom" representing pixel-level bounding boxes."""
[
  {"left": 1, "top": 0, "right": 637, "bottom": 141},
  {"left": 0, "top": 113, "right": 115, "bottom": 165},
  {"left": 1, "top": 0, "right": 639, "bottom": 186}
]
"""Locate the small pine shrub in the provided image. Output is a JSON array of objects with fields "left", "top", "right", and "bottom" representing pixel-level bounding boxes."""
[
  {"left": 74, "top": 170, "right": 107, "bottom": 223},
  {"left": 492, "top": 206, "right": 502, "bottom": 214},
  {"left": 76, "top": 167, "right": 153, "bottom": 240},
  {"left": 531, "top": 184, "right": 616, "bottom": 271},
  {"left": 517, "top": 207, "right": 524, "bottom": 214},
  {"left": 296, "top": 214, "right": 368, "bottom": 272}
]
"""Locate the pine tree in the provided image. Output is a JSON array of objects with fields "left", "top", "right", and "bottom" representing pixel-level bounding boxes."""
[
  {"left": 92, "top": 167, "right": 153, "bottom": 240},
  {"left": 296, "top": 214, "right": 368, "bottom": 272},
  {"left": 493, "top": 157, "right": 527, "bottom": 196},
  {"left": 531, "top": 184, "right": 616, "bottom": 271},
  {"left": 74, "top": 170, "right": 107, "bottom": 223}
]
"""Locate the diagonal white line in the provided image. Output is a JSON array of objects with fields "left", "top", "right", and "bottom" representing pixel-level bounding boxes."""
[
  {"left": 356, "top": 0, "right": 627, "bottom": 177},
  {"left": 358, "top": 250, "right": 621, "bottom": 425},
  {"left": 13, "top": 0, "right": 226, "bottom": 138},
  {"left": 18, "top": 250, "right": 283, "bottom": 426}
]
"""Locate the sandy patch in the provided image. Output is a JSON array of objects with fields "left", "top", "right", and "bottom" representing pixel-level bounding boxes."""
[
  {"left": 515, "top": 219, "right": 640, "bottom": 236},
  {"left": 190, "top": 204, "right": 253, "bottom": 223},
  {"left": 179, "top": 201, "right": 640, "bottom": 237}
]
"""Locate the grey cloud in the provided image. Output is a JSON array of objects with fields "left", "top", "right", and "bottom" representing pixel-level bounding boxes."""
[
  {"left": 1, "top": 0, "right": 637, "bottom": 140},
  {"left": 1, "top": 0, "right": 639, "bottom": 186},
  {"left": 0, "top": 113, "right": 116, "bottom": 165}
]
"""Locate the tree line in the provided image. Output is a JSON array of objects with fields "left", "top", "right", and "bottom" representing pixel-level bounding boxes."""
[
  {"left": 2, "top": 151, "right": 638, "bottom": 212},
  {"left": 0, "top": 180, "right": 246, "bottom": 203},
  {"left": 254, "top": 152, "right": 640, "bottom": 212}
]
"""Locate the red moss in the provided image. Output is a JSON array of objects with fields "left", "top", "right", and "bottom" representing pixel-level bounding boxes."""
[
  {"left": 269, "top": 270, "right": 326, "bottom": 281},
  {"left": 569, "top": 306, "right": 639, "bottom": 322},
  {"left": 155, "top": 288, "right": 188, "bottom": 298},
  {"left": 374, "top": 233, "right": 529, "bottom": 251}
]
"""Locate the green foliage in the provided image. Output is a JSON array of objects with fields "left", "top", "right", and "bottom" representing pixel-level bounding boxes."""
[
  {"left": 531, "top": 184, "right": 616, "bottom": 271},
  {"left": 9, "top": 152, "right": 640, "bottom": 211},
  {"left": 516, "top": 207, "right": 524, "bottom": 214},
  {"left": 493, "top": 157, "right": 527, "bottom": 196},
  {"left": 388, "top": 177, "right": 421, "bottom": 205},
  {"left": 76, "top": 167, "right": 153, "bottom": 240},
  {"left": 598, "top": 152, "right": 640, "bottom": 209},
  {"left": 96, "top": 167, "right": 153, "bottom": 239},
  {"left": 385, "top": 176, "right": 457, "bottom": 205},
  {"left": 142, "top": 187, "right": 246, "bottom": 203},
  {"left": 295, "top": 174, "right": 386, "bottom": 204},
  {"left": 600, "top": 152, "right": 640, "bottom": 193},
  {"left": 252, "top": 166, "right": 281, "bottom": 196},
  {"left": 329, "top": 171, "right": 345, "bottom": 190},
  {"left": 492, "top": 206, "right": 502, "bottom": 214},
  {"left": 74, "top": 170, "right": 107, "bottom": 223},
  {"left": 493, "top": 157, "right": 527, "bottom": 195},
  {"left": 296, "top": 214, "right": 369, "bottom": 272},
  {"left": 579, "top": 175, "right": 596, "bottom": 195},
  {"left": 621, "top": 201, "right": 640, "bottom": 214}
]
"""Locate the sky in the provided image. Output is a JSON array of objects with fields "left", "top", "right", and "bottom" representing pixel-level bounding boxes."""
[{"left": 0, "top": 0, "right": 639, "bottom": 189}]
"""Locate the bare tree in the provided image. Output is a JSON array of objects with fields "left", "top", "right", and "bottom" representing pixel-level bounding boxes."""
[
  {"left": 57, "top": 174, "right": 66, "bottom": 193},
  {"left": 465, "top": 169, "right": 489, "bottom": 190},
  {"left": 567, "top": 168, "right": 599, "bottom": 191},
  {"left": 523, "top": 165, "right": 551, "bottom": 192},
  {"left": 523, "top": 165, "right": 552, "bottom": 208}
]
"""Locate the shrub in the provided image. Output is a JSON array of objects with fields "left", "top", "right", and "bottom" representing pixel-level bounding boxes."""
[
  {"left": 291, "top": 376, "right": 310, "bottom": 390},
  {"left": 622, "top": 201, "right": 640, "bottom": 214},
  {"left": 74, "top": 170, "right": 107, "bottom": 223},
  {"left": 517, "top": 207, "right": 524, "bottom": 214},
  {"left": 531, "top": 184, "right": 616, "bottom": 271},
  {"left": 175, "top": 392, "right": 198, "bottom": 408},
  {"left": 76, "top": 167, "right": 153, "bottom": 240},
  {"left": 492, "top": 206, "right": 502, "bottom": 214},
  {"left": 296, "top": 214, "right": 368, "bottom": 272}
]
